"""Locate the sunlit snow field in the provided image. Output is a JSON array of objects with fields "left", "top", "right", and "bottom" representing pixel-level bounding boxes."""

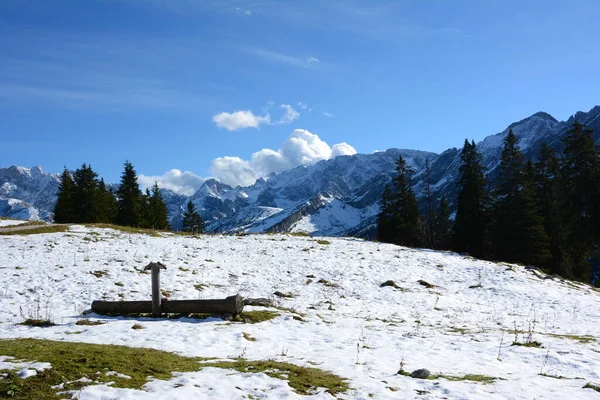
[{"left": 1, "top": 225, "right": 599, "bottom": 399}]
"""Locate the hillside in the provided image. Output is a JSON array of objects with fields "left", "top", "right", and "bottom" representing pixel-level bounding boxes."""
[{"left": 0, "top": 226, "right": 599, "bottom": 399}]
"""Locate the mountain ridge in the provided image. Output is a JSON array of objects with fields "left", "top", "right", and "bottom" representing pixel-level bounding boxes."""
[{"left": 2, "top": 105, "right": 599, "bottom": 237}]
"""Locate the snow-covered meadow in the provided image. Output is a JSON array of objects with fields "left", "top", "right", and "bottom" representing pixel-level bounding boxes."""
[{"left": 1, "top": 225, "right": 599, "bottom": 399}]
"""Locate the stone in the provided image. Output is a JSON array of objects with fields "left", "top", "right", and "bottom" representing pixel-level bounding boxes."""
[{"left": 411, "top": 369, "right": 430, "bottom": 379}]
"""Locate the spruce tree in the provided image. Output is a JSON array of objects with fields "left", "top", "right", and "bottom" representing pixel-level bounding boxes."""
[
  {"left": 490, "top": 130, "right": 525, "bottom": 261},
  {"left": 511, "top": 161, "right": 551, "bottom": 266},
  {"left": 453, "top": 140, "right": 488, "bottom": 258},
  {"left": 535, "top": 144, "right": 572, "bottom": 276},
  {"left": 559, "top": 122, "right": 600, "bottom": 280},
  {"left": 433, "top": 195, "right": 452, "bottom": 250},
  {"left": 116, "top": 161, "right": 143, "bottom": 227},
  {"left": 53, "top": 167, "right": 75, "bottom": 223},
  {"left": 424, "top": 159, "right": 435, "bottom": 248},
  {"left": 147, "top": 182, "right": 171, "bottom": 230},
  {"left": 96, "top": 179, "right": 117, "bottom": 224},
  {"left": 182, "top": 201, "right": 204, "bottom": 233},
  {"left": 376, "top": 185, "right": 396, "bottom": 243},
  {"left": 377, "top": 156, "right": 423, "bottom": 247},
  {"left": 72, "top": 163, "right": 99, "bottom": 223}
]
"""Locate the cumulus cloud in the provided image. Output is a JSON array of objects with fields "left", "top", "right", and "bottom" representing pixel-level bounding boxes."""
[
  {"left": 322, "top": 111, "right": 335, "bottom": 117},
  {"left": 212, "top": 110, "right": 271, "bottom": 131},
  {"left": 211, "top": 129, "right": 357, "bottom": 187},
  {"left": 212, "top": 104, "right": 299, "bottom": 131},
  {"left": 139, "top": 169, "right": 205, "bottom": 196}
]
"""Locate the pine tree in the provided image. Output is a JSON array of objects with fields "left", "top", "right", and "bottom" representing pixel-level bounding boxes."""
[
  {"left": 490, "top": 130, "right": 525, "bottom": 261},
  {"left": 433, "top": 195, "right": 452, "bottom": 250},
  {"left": 535, "top": 144, "right": 572, "bottom": 276},
  {"left": 424, "top": 159, "right": 435, "bottom": 248},
  {"left": 453, "top": 140, "right": 488, "bottom": 258},
  {"left": 116, "top": 161, "right": 143, "bottom": 227},
  {"left": 72, "top": 163, "right": 99, "bottom": 223},
  {"left": 53, "top": 167, "right": 76, "bottom": 223},
  {"left": 377, "top": 156, "right": 423, "bottom": 247},
  {"left": 376, "top": 185, "right": 396, "bottom": 243},
  {"left": 182, "top": 201, "right": 204, "bottom": 233},
  {"left": 559, "top": 122, "right": 600, "bottom": 280},
  {"left": 511, "top": 161, "right": 551, "bottom": 266},
  {"left": 96, "top": 179, "right": 117, "bottom": 224},
  {"left": 147, "top": 182, "right": 170, "bottom": 230}
]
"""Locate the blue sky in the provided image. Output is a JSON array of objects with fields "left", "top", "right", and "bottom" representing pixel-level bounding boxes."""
[{"left": 1, "top": 0, "right": 599, "bottom": 192}]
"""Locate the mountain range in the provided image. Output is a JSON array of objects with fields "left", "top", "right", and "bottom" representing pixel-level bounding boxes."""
[{"left": 2, "top": 105, "right": 599, "bottom": 237}]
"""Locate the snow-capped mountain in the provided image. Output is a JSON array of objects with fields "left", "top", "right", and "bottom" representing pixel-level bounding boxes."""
[
  {"left": 2, "top": 106, "right": 599, "bottom": 236},
  {"left": 0, "top": 166, "right": 59, "bottom": 221}
]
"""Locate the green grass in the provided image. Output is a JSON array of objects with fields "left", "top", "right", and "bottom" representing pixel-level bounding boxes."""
[
  {"left": 288, "top": 232, "right": 310, "bottom": 237},
  {"left": 0, "top": 339, "right": 348, "bottom": 399},
  {"left": 242, "top": 332, "right": 257, "bottom": 341},
  {"left": 90, "top": 270, "right": 108, "bottom": 278},
  {"left": 316, "top": 240, "right": 331, "bottom": 245},
  {"left": 237, "top": 311, "right": 279, "bottom": 324},
  {"left": 0, "top": 225, "right": 68, "bottom": 236},
  {"left": 75, "top": 319, "right": 105, "bottom": 326},
  {"left": 512, "top": 341, "right": 543, "bottom": 348},
  {"left": 18, "top": 319, "right": 56, "bottom": 327},
  {"left": 200, "top": 359, "right": 348, "bottom": 395},
  {"left": 546, "top": 333, "right": 596, "bottom": 344}
]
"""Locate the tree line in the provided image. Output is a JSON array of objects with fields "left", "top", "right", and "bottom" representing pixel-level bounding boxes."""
[
  {"left": 378, "top": 122, "right": 600, "bottom": 283},
  {"left": 53, "top": 161, "right": 204, "bottom": 233}
]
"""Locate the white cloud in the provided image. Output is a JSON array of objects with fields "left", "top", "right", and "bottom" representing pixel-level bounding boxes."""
[
  {"left": 322, "top": 111, "right": 335, "bottom": 117},
  {"left": 278, "top": 104, "right": 299, "bottom": 124},
  {"left": 253, "top": 49, "right": 320, "bottom": 70},
  {"left": 139, "top": 169, "right": 205, "bottom": 196},
  {"left": 236, "top": 7, "right": 252, "bottom": 15},
  {"left": 213, "top": 103, "right": 299, "bottom": 130},
  {"left": 210, "top": 129, "right": 357, "bottom": 186},
  {"left": 296, "top": 101, "right": 313, "bottom": 112},
  {"left": 307, "top": 56, "right": 320, "bottom": 63},
  {"left": 212, "top": 110, "right": 271, "bottom": 131}
]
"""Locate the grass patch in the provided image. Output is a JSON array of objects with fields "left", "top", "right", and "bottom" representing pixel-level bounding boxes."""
[
  {"left": 316, "top": 240, "right": 331, "bottom": 245},
  {"left": 546, "top": 333, "right": 596, "bottom": 344},
  {"left": 0, "top": 338, "right": 203, "bottom": 399},
  {"left": 242, "top": 332, "right": 257, "bottom": 341},
  {"left": 0, "top": 339, "right": 348, "bottom": 399},
  {"left": 448, "top": 327, "right": 470, "bottom": 334},
  {"left": 273, "top": 291, "right": 294, "bottom": 298},
  {"left": 201, "top": 359, "right": 348, "bottom": 395},
  {"left": 114, "top": 282, "right": 124, "bottom": 287},
  {"left": 90, "top": 270, "right": 108, "bottom": 278},
  {"left": 0, "top": 225, "right": 68, "bottom": 236},
  {"left": 131, "top": 323, "right": 145, "bottom": 330},
  {"left": 512, "top": 341, "right": 543, "bottom": 348},
  {"left": 18, "top": 319, "right": 56, "bottom": 327},
  {"left": 75, "top": 319, "right": 105, "bottom": 326},
  {"left": 237, "top": 311, "right": 279, "bottom": 324},
  {"left": 288, "top": 232, "right": 310, "bottom": 237}
]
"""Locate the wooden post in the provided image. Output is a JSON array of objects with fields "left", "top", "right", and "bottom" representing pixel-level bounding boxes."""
[{"left": 144, "top": 262, "right": 166, "bottom": 317}]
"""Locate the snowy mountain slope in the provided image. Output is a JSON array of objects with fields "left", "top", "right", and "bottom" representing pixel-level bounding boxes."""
[
  {"left": 1, "top": 105, "right": 599, "bottom": 237},
  {"left": 0, "top": 226, "right": 599, "bottom": 399},
  {"left": 0, "top": 166, "right": 59, "bottom": 221}
]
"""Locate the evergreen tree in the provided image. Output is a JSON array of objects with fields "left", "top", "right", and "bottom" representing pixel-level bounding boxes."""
[
  {"left": 511, "top": 161, "right": 551, "bottom": 266},
  {"left": 116, "top": 161, "right": 143, "bottom": 227},
  {"left": 424, "top": 159, "right": 435, "bottom": 248},
  {"left": 490, "top": 130, "right": 525, "bottom": 261},
  {"left": 559, "top": 122, "right": 600, "bottom": 280},
  {"left": 53, "top": 167, "right": 76, "bottom": 223},
  {"left": 535, "top": 144, "right": 572, "bottom": 276},
  {"left": 72, "top": 163, "right": 99, "bottom": 223},
  {"left": 453, "top": 140, "right": 488, "bottom": 258},
  {"left": 96, "top": 179, "right": 117, "bottom": 224},
  {"left": 147, "top": 182, "right": 171, "bottom": 230},
  {"left": 377, "top": 156, "right": 423, "bottom": 247},
  {"left": 182, "top": 201, "right": 204, "bottom": 233},
  {"left": 432, "top": 195, "right": 452, "bottom": 250}
]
